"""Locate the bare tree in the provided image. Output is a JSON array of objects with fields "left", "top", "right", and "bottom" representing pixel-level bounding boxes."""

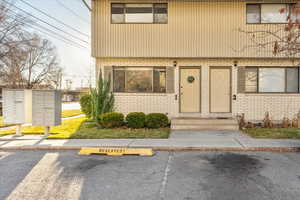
[
  {"left": 17, "top": 34, "right": 62, "bottom": 89},
  {"left": 0, "top": 1, "right": 62, "bottom": 89},
  {"left": 0, "top": 0, "right": 30, "bottom": 61},
  {"left": 0, "top": 45, "right": 26, "bottom": 88},
  {"left": 0, "top": 0, "right": 34, "bottom": 87},
  {"left": 240, "top": 3, "right": 300, "bottom": 58}
]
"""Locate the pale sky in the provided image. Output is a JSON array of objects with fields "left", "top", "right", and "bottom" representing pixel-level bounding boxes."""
[{"left": 14, "top": 0, "right": 94, "bottom": 89}]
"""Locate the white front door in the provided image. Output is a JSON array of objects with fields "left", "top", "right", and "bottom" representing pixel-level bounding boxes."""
[
  {"left": 180, "top": 68, "right": 201, "bottom": 113},
  {"left": 210, "top": 67, "right": 231, "bottom": 113}
]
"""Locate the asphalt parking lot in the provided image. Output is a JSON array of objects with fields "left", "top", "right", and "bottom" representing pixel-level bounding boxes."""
[{"left": 1, "top": 150, "right": 300, "bottom": 200}]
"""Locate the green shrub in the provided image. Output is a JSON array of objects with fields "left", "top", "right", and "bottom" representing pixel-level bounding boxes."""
[
  {"left": 126, "top": 112, "right": 146, "bottom": 128},
  {"left": 90, "top": 69, "right": 114, "bottom": 125},
  {"left": 145, "top": 113, "right": 169, "bottom": 129},
  {"left": 79, "top": 94, "right": 92, "bottom": 118},
  {"left": 100, "top": 112, "right": 124, "bottom": 128}
]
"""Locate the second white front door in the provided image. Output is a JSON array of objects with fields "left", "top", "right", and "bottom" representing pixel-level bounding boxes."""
[{"left": 210, "top": 67, "right": 231, "bottom": 113}]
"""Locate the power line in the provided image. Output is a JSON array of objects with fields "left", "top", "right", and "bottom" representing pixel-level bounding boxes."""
[
  {"left": 80, "top": 0, "right": 92, "bottom": 12},
  {"left": 28, "top": 25, "right": 89, "bottom": 50},
  {"left": 3, "top": 0, "right": 90, "bottom": 44},
  {"left": 55, "top": 0, "right": 90, "bottom": 24},
  {"left": 6, "top": 9, "right": 89, "bottom": 48},
  {"left": 11, "top": 17, "right": 89, "bottom": 50},
  {"left": 18, "top": 0, "right": 90, "bottom": 38},
  {"left": 8, "top": 13, "right": 89, "bottom": 50},
  {"left": 6, "top": 10, "right": 90, "bottom": 50}
]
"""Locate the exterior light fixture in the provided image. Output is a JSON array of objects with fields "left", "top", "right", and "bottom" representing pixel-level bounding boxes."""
[
  {"left": 173, "top": 61, "right": 177, "bottom": 67},
  {"left": 233, "top": 60, "right": 238, "bottom": 67}
]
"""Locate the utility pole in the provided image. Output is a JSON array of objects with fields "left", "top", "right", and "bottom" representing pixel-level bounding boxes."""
[{"left": 59, "top": 72, "right": 63, "bottom": 89}]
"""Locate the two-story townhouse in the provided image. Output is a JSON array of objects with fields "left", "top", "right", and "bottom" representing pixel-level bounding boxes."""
[{"left": 91, "top": 0, "right": 300, "bottom": 129}]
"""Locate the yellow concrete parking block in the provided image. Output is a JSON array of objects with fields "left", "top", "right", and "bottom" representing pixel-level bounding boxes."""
[{"left": 78, "top": 147, "right": 154, "bottom": 156}]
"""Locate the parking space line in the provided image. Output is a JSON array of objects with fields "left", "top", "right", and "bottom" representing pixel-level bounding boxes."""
[
  {"left": 159, "top": 152, "right": 173, "bottom": 200},
  {"left": 5, "top": 153, "right": 83, "bottom": 200}
]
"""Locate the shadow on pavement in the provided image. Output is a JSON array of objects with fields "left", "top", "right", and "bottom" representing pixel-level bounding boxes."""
[{"left": 0, "top": 151, "right": 46, "bottom": 200}]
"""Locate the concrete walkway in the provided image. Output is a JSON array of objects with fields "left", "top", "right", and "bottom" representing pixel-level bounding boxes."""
[
  {"left": 1, "top": 130, "right": 300, "bottom": 151},
  {"left": 170, "top": 130, "right": 251, "bottom": 139}
]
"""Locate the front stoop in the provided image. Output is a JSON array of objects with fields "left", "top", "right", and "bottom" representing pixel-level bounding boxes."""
[{"left": 171, "top": 118, "right": 239, "bottom": 131}]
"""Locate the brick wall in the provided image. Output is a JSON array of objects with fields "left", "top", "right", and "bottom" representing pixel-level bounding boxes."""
[{"left": 96, "top": 57, "right": 300, "bottom": 121}]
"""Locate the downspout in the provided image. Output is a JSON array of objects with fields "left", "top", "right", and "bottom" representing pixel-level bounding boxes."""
[{"left": 81, "top": 0, "right": 92, "bottom": 11}]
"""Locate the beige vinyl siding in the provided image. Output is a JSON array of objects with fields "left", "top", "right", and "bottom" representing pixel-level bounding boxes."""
[{"left": 92, "top": 0, "right": 298, "bottom": 58}]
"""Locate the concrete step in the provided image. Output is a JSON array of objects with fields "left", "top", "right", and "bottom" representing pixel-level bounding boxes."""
[
  {"left": 171, "top": 124, "right": 239, "bottom": 131},
  {"left": 171, "top": 118, "right": 239, "bottom": 131},
  {"left": 172, "top": 119, "right": 237, "bottom": 125}
]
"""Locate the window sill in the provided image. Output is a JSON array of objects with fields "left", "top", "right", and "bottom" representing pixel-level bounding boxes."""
[
  {"left": 114, "top": 92, "right": 168, "bottom": 96},
  {"left": 243, "top": 93, "right": 300, "bottom": 96},
  {"left": 111, "top": 23, "right": 168, "bottom": 25},
  {"left": 246, "top": 23, "right": 290, "bottom": 25}
]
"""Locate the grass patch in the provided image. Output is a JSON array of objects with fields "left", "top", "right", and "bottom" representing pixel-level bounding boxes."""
[
  {"left": 243, "top": 128, "right": 300, "bottom": 139},
  {"left": 52, "top": 120, "right": 170, "bottom": 139},
  {"left": 61, "top": 109, "right": 83, "bottom": 118},
  {"left": 70, "top": 121, "right": 170, "bottom": 139},
  {"left": 0, "top": 118, "right": 170, "bottom": 139},
  {"left": 0, "top": 117, "right": 86, "bottom": 137}
]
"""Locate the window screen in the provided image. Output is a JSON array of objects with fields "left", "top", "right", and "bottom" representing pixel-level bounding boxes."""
[
  {"left": 287, "top": 68, "right": 299, "bottom": 93},
  {"left": 261, "top": 4, "right": 288, "bottom": 23},
  {"left": 125, "top": 4, "right": 153, "bottom": 23},
  {"left": 154, "top": 4, "right": 168, "bottom": 24},
  {"left": 113, "top": 67, "right": 167, "bottom": 93},
  {"left": 245, "top": 67, "right": 258, "bottom": 92},
  {"left": 111, "top": 3, "right": 168, "bottom": 24},
  {"left": 247, "top": 4, "right": 260, "bottom": 23},
  {"left": 259, "top": 68, "right": 285, "bottom": 92},
  {"left": 112, "top": 4, "right": 125, "bottom": 23},
  {"left": 244, "top": 67, "right": 300, "bottom": 93},
  {"left": 246, "top": 4, "right": 292, "bottom": 24},
  {"left": 153, "top": 68, "right": 166, "bottom": 93}
]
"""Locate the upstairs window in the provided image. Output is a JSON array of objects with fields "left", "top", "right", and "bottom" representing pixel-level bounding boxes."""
[
  {"left": 290, "top": 4, "right": 300, "bottom": 23},
  {"left": 111, "top": 3, "right": 168, "bottom": 24},
  {"left": 261, "top": 4, "right": 288, "bottom": 23},
  {"left": 246, "top": 4, "right": 294, "bottom": 24}
]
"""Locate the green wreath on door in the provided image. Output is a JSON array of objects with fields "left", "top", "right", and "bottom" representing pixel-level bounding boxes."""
[{"left": 187, "top": 76, "right": 195, "bottom": 83}]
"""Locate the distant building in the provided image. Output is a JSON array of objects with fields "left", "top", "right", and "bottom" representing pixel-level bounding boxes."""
[{"left": 62, "top": 87, "right": 89, "bottom": 102}]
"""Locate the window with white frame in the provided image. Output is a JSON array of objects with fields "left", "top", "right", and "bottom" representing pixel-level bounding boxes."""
[
  {"left": 245, "top": 67, "right": 300, "bottom": 93},
  {"left": 246, "top": 4, "right": 299, "bottom": 24},
  {"left": 113, "top": 67, "right": 166, "bottom": 93},
  {"left": 111, "top": 3, "right": 168, "bottom": 24}
]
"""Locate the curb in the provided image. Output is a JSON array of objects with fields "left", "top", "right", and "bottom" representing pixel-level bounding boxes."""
[
  {"left": 153, "top": 147, "right": 300, "bottom": 152},
  {"left": 1, "top": 146, "right": 300, "bottom": 152}
]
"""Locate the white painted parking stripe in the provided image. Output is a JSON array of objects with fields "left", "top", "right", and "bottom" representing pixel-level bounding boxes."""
[
  {"left": 159, "top": 152, "right": 173, "bottom": 200},
  {"left": 0, "top": 152, "right": 13, "bottom": 161},
  {"left": 6, "top": 153, "right": 83, "bottom": 200}
]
